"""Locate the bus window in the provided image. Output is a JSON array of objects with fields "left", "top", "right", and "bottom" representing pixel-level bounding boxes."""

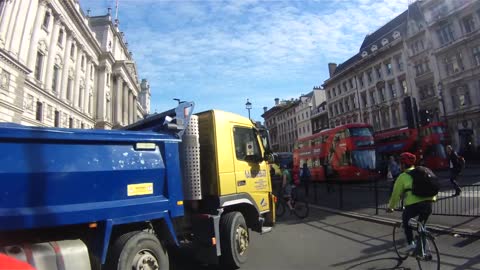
[
  {"left": 349, "top": 127, "right": 374, "bottom": 137},
  {"left": 432, "top": 126, "right": 445, "bottom": 134},
  {"left": 351, "top": 150, "right": 376, "bottom": 170}
]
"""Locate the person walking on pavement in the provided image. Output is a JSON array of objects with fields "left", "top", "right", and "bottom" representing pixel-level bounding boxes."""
[
  {"left": 446, "top": 145, "right": 463, "bottom": 196},
  {"left": 281, "top": 164, "right": 294, "bottom": 211},
  {"left": 387, "top": 152, "right": 436, "bottom": 252},
  {"left": 300, "top": 163, "right": 311, "bottom": 197},
  {"left": 388, "top": 156, "right": 401, "bottom": 194}
]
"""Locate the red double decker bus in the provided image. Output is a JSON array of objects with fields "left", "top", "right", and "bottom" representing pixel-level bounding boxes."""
[
  {"left": 293, "top": 123, "right": 378, "bottom": 182},
  {"left": 375, "top": 122, "right": 449, "bottom": 171}
]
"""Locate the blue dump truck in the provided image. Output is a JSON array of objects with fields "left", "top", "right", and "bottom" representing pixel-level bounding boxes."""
[{"left": 0, "top": 102, "right": 275, "bottom": 270}]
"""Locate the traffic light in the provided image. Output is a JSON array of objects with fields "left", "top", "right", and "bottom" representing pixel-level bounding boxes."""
[{"left": 419, "top": 109, "right": 432, "bottom": 126}]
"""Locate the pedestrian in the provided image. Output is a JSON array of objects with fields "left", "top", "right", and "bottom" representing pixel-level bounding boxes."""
[
  {"left": 387, "top": 152, "right": 436, "bottom": 252},
  {"left": 388, "top": 156, "right": 401, "bottom": 193},
  {"left": 300, "top": 163, "right": 311, "bottom": 197},
  {"left": 446, "top": 145, "right": 463, "bottom": 196},
  {"left": 281, "top": 164, "right": 294, "bottom": 211}
]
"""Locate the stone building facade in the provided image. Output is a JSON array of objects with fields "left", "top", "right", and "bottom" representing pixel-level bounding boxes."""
[
  {"left": 262, "top": 98, "right": 299, "bottom": 152},
  {"left": 412, "top": 0, "right": 480, "bottom": 155},
  {"left": 0, "top": 0, "right": 150, "bottom": 129},
  {"left": 324, "top": 0, "right": 480, "bottom": 155},
  {"left": 323, "top": 10, "right": 411, "bottom": 132}
]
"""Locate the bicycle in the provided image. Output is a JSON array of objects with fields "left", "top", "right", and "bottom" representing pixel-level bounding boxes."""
[
  {"left": 393, "top": 218, "right": 440, "bottom": 270},
  {"left": 276, "top": 185, "right": 309, "bottom": 219}
]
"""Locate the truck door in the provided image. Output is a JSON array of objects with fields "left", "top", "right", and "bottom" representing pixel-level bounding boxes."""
[{"left": 232, "top": 126, "right": 271, "bottom": 213}]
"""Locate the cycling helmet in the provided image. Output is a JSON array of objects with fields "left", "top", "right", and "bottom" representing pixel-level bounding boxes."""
[{"left": 399, "top": 152, "right": 416, "bottom": 166}]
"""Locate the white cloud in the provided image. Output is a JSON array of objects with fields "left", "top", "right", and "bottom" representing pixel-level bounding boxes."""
[{"left": 81, "top": 0, "right": 408, "bottom": 118}]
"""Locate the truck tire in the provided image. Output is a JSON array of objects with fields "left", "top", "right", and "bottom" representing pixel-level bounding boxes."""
[
  {"left": 220, "top": 212, "right": 249, "bottom": 269},
  {"left": 107, "top": 231, "right": 169, "bottom": 270}
]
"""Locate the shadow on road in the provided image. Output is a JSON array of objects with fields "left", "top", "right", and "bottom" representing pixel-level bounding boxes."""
[{"left": 343, "top": 257, "right": 406, "bottom": 270}]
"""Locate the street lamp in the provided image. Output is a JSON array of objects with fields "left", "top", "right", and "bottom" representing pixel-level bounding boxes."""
[
  {"left": 438, "top": 82, "right": 447, "bottom": 124},
  {"left": 245, "top": 99, "right": 252, "bottom": 119}
]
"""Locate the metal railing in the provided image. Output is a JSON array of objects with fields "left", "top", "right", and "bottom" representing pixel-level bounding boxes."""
[{"left": 300, "top": 180, "right": 480, "bottom": 217}]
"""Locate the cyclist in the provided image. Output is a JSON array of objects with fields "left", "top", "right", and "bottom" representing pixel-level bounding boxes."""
[
  {"left": 387, "top": 152, "right": 436, "bottom": 251},
  {"left": 281, "top": 163, "right": 294, "bottom": 211}
]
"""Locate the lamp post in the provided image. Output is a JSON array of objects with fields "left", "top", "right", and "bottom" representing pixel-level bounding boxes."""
[
  {"left": 245, "top": 99, "right": 252, "bottom": 119},
  {"left": 438, "top": 82, "right": 447, "bottom": 124}
]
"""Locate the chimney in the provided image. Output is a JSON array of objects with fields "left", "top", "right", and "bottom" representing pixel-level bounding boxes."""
[
  {"left": 263, "top": 106, "right": 268, "bottom": 113},
  {"left": 328, "top": 63, "right": 337, "bottom": 77},
  {"left": 274, "top": 98, "right": 280, "bottom": 106}
]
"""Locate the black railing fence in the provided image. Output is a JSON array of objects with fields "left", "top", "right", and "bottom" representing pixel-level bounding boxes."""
[{"left": 282, "top": 179, "right": 480, "bottom": 217}]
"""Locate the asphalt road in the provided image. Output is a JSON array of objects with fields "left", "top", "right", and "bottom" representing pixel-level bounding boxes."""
[{"left": 172, "top": 208, "right": 480, "bottom": 270}]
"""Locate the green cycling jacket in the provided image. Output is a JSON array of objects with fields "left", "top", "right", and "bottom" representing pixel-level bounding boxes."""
[{"left": 388, "top": 166, "right": 436, "bottom": 209}]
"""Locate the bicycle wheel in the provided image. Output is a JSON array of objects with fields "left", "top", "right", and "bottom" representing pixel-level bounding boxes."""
[
  {"left": 393, "top": 222, "right": 410, "bottom": 260},
  {"left": 293, "top": 199, "right": 309, "bottom": 219},
  {"left": 416, "top": 233, "right": 440, "bottom": 270},
  {"left": 276, "top": 200, "right": 285, "bottom": 218}
]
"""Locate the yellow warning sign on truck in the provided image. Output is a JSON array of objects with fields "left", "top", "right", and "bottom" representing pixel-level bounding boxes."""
[{"left": 127, "top": 183, "right": 154, "bottom": 196}]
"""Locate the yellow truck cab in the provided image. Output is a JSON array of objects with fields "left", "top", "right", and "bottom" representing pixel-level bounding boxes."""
[{"left": 176, "top": 109, "right": 275, "bottom": 269}]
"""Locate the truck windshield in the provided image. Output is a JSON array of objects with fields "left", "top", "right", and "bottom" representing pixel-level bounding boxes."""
[
  {"left": 349, "top": 127, "right": 374, "bottom": 137},
  {"left": 352, "top": 150, "right": 376, "bottom": 170}
]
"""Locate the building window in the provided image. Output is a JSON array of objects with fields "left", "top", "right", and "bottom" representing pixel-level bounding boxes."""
[
  {"left": 54, "top": 110, "right": 60, "bottom": 127},
  {"left": 392, "top": 107, "right": 398, "bottom": 126},
  {"left": 401, "top": 79, "right": 407, "bottom": 95},
  {"left": 52, "top": 65, "right": 60, "bottom": 93},
  {"left": 34, "top": 51, "right": 44, "bottom": 81},
  {"left": 106, "top": 73, "right": 110, "bottom": 86},
  {"left": 340, "top": 103, "right": 344, "bottom": 113},
  {"left": 36, "top": 101, "right": 43, "bottom": 122},
  {"left": 81, "top": 55, "right": 85, "bottom": 70},
  {"left": 378, "top": 87, "right": 386, "bottom": 102},
  {"left": 58, "top": 29, "right": 64, "bottom": 46},
  {"left": 463, "top": 15, "right": 475, "bottom": 34},
  {"left": 385, "top": 62, "right": 392, "bottom": 75},
  {"left": 361, "top": 92, "right": 367, "bottom": 107},
  {"left": 69, "top": 117, "right": 73, "bottom": 128},
  {"left": 70, "top": 44, "right": 75, "bottom": 58},
  {"left": 327, "top": 90, "right": 331, "bottom": 99},
  {"left": 437, "top": 23, "right": 455, "bottom": 45},
  {"left": 395, "top": 56, "right": 404, "bottom": 71},
  {"left": 389, "top": 81, "right": 397, "bottom": 98},
  {"left": 90, "top": 64, "right": 94, "bottom": 79},
  {"left": 370, "top": 91, "right": 376, "bottom": 105},
  {"left": 78, "top": 87, "right": 83, "bottom": 108},
  {"left": 349, "top": 79, "right": 353, "bottom": 88},
  {"left": 359, "top": 74, "right": 364, "bottom": 88},
  {"left": 42, "top": 11, "right": 50, "bottom": 29},
  {"left": 444, "top": 52, "right": 464, "bottom": 75},
  {"left": 343, "top": 82, "right": 348, "bottom": 92},
  {"left": 367, "top": 70, "right": 373, "bottom": 83},
  {"left": 376, "top": 66, "right": 382, "bottom": 79},
  {"left": 67, "top": 77, "right": 73, "bottom": 101},
  {"left": 473, "top": 46, "right": 480, "bottom": 66}
]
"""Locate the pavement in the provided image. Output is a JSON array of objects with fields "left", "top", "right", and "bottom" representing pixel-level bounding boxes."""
[{"left": 274, "top": 163, "right": 480, "bottom": 237}]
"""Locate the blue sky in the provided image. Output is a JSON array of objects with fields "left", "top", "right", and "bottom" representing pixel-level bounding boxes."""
[{"left": 79, "top": 0, "right": 408, "bottom": 121}]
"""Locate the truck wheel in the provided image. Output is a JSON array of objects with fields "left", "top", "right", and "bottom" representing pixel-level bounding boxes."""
[
  {"left": 220, "top": 212, "right": 249, "bottom": 269},
  {"left": 107, "top": 231, "right": 169, "bottom": 270}
]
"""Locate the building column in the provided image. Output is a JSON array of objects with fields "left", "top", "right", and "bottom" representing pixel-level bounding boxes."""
[
  {"left": 73, "top": 44, "right": 83, "bottom": 108},
  {"left": 133, "top": 96, "right": 137, "bottom": 122},
  {"left": 26, "top": 0, "right": 48, "bottom": 70},
  {"left": 128, "top": 91, "right": 134, "bottom": 124},
  {"left": 44, "top": 15, "right": 62, "bottom": 92},
  {"left": 123, "top": 84, "right": 129, "bottom": 125},
  {"left": 115, "top": 75, "right": 123, "bottom": 125},
  {"left": 0, "top": 0, "right": 15, "bottom": 48},
  {"left": 3, "top": 0, "right": 20, "bottom": 51},
  {"left": 84, "top": 57, "right": 92, "bottom": 114},
  {"left": 60, "top": 32, "right": 73, "bottom": 100}
]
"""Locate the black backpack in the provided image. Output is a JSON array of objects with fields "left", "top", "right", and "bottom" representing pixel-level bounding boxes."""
[{"left": 407, "top": 166, "right": 440, "bottom": 197}]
